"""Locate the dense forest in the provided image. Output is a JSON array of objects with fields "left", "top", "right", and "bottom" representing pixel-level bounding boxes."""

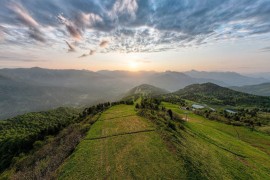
[{"left": 0, "top": 107, "right": 80, "bottom": 172}]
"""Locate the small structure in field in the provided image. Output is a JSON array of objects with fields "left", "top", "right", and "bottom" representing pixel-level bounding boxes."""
[
  {"left": 192, "top": 104, "right": 205, "bottom": 109},
  {"left": 225, "top": 109, "right": 237, "bottom": 114},
  {"left": 181, "top": 106, "right": 190, "bottom": 110},
  {"left": 209, "top": 107, "right": 216, "bottom": 112}
]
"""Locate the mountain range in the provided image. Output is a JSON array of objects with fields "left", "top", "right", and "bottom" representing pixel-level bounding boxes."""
[{"left": 0, "top": 67, "right": 269, "bottom": 119}]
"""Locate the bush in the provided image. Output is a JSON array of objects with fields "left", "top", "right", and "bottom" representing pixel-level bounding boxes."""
[{"left": 168, "top": 121, "right": 177, "bottom": 131}]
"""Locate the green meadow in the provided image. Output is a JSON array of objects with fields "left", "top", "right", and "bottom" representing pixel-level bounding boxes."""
[
  {"left": 55, "top": 102, "right": 270, "bottom": 179},
  {"left": 57, "top": 105, "right": 184, "bottom": 179}
]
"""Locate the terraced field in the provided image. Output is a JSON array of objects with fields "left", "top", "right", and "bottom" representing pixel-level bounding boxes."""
[{"left": 57, "top": 105, "right": 184, "bottom": 179}]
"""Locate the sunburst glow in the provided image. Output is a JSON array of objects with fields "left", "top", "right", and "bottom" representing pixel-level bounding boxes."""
[{"left": 128, "top": 61, "right": 138, "bottom": 70}]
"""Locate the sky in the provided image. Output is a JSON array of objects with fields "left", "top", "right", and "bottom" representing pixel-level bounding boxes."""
[{"left": 0, "top": 0, "right": 270, "bottom": 73}]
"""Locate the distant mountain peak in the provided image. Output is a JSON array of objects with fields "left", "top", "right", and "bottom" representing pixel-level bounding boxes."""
[{"left": 123, "top": 84, "right": 169, "bottom": 99}]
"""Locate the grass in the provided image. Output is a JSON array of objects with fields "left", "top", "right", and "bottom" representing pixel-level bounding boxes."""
[
  {"left": 57, "top": 102, "right": 270, "bottom": 179},
  {"left": 57, "top": 104, "right": 184, "bottom": 179},
  {"left": 162, "top": 102, "right": 270, "bottom": 179}
]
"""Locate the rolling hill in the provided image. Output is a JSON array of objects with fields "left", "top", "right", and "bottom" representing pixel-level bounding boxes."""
[
  {"left": 123, "top": 84, "right": 169, "bottom": 99},
  {"left": 173, "top": 82, "right": 270, "bottom": 107},
  {"left": 230, "top": 83, "right": 270, "bottom": 97}
]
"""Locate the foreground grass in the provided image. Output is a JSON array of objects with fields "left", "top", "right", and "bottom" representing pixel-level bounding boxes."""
[
  {"left": 57, "top": 105, "right": 184, "bottom": 179},
  {"left": 162, "top": 102, "right": 270, "bottom": 179}
]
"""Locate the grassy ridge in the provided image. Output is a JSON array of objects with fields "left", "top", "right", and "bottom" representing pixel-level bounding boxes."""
[{"left": 57, "top": 105, "right": 184, "bottom": 179}]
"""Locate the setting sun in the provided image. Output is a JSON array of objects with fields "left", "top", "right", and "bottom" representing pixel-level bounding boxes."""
[{"left": 128, "top": 61, "right": 139, "bottom": 70}]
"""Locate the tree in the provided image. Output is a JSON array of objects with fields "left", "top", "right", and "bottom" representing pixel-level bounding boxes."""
[
  {"left": 167, "top": 109, "right": 173, "bottom": 120},
  {"left": 249, "top": 120, "right": 255, "bottom": 131}
]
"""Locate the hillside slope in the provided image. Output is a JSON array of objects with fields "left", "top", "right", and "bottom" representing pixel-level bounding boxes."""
[
  {"left": 230, "top": 83, "right": 270, "bottom": 97},
  {"left": 174, "top": 83, "right": 270, "bottom": 107},
  {"left": 123, "top": 84, "right": 169, "bottom": 99},
  {"left": 0, "top": 107, "right": 80, "bottom": 172},
  {"left": 57, "top": 105, "right": 184, "bottom": 179},
  {"left": 57, "top": 103, "right": 270, "bottom": 179},
  {"left": 160, "top": 102, "right": 270, "bottom": 179}
]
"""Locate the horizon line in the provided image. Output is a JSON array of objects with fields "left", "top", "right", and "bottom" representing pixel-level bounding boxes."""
[{"left": 1, "top": 66, "right": 269, "bottom": 74}]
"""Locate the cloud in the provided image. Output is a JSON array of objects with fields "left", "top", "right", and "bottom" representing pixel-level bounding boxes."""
[
  {"left": 65, "top": 40, "right": 76, "bottom": 52},
  {"left": 29, "top": 28, "right": 46, "bottom": 42},
  {"left": 89, "top": 49, "right": 96, "bottom": 55},
  {"left": 0, "top": 26, "right": 4, "bottom": 41},
  {"left": 0, "top": 54, "right": 43, "bottom": 62},
  {"left": 260, "top": 47, "right": 270, "bottom": 52},
  {"left": 75, "top": 12, "right": 103, "bottom": 29},
  {"left": 7, "top": 2, "right": 46, "bottom": 42},
  {"left": 79, "top": 54, "right": 88, "bottom": 58},
  {"left": 79, "top": 49, "right": 96, "bottom": 58},
  {"left": 57, "top": 11, "right": 102, "bottom": 41},
  {"left": 8, "top": 2, "right": 39, "bottom": 28},
  {"left": 110, "top": 0, "right": 138, "bottom": 19},
  {"left": 58, "top": 14, "right": 82, "bottom": 40},
  {"left": 1, "top": 0, "right": 270, "bottom": 53},
  {"left": 100, "top": 40, "right": 109, "bottom": 48}
]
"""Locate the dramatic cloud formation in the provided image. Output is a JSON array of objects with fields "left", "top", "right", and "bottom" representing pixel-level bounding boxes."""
[
  {"left": 6, "top": 2, "right": 45, "bottom": 42},
  {"left": 0, "top": 0, "right": 270, "bottom": 54},
  {"left": 58, "top": 14, "right": 82, "bottom": 40},
  {"left": 100, "top": 40, "right": 109, "bottom": 48}
]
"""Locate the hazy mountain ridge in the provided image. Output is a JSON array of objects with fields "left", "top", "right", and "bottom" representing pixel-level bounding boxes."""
[
  {"left": 245, "top": 72, "right": 270, "bottom": 81},
  {"left": 0, "top": 67, "right": 269, "bottom": 119},
  {"left": 185, "top": 70, "right": 268, "bottom": 86},
  {"left": 230, "top": 83, "right": 270, "bottom": 97}
]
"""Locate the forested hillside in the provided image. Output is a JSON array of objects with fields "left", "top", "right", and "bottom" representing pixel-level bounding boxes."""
[
  {"left": 174, "top": 83, "right": 270, "bottom": 107},
  {"left": 0, "top": 107, "right": 80, "bottom": 171},
  {"left": 122, "top": 84, "right": 169, "bottom": 100}
]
